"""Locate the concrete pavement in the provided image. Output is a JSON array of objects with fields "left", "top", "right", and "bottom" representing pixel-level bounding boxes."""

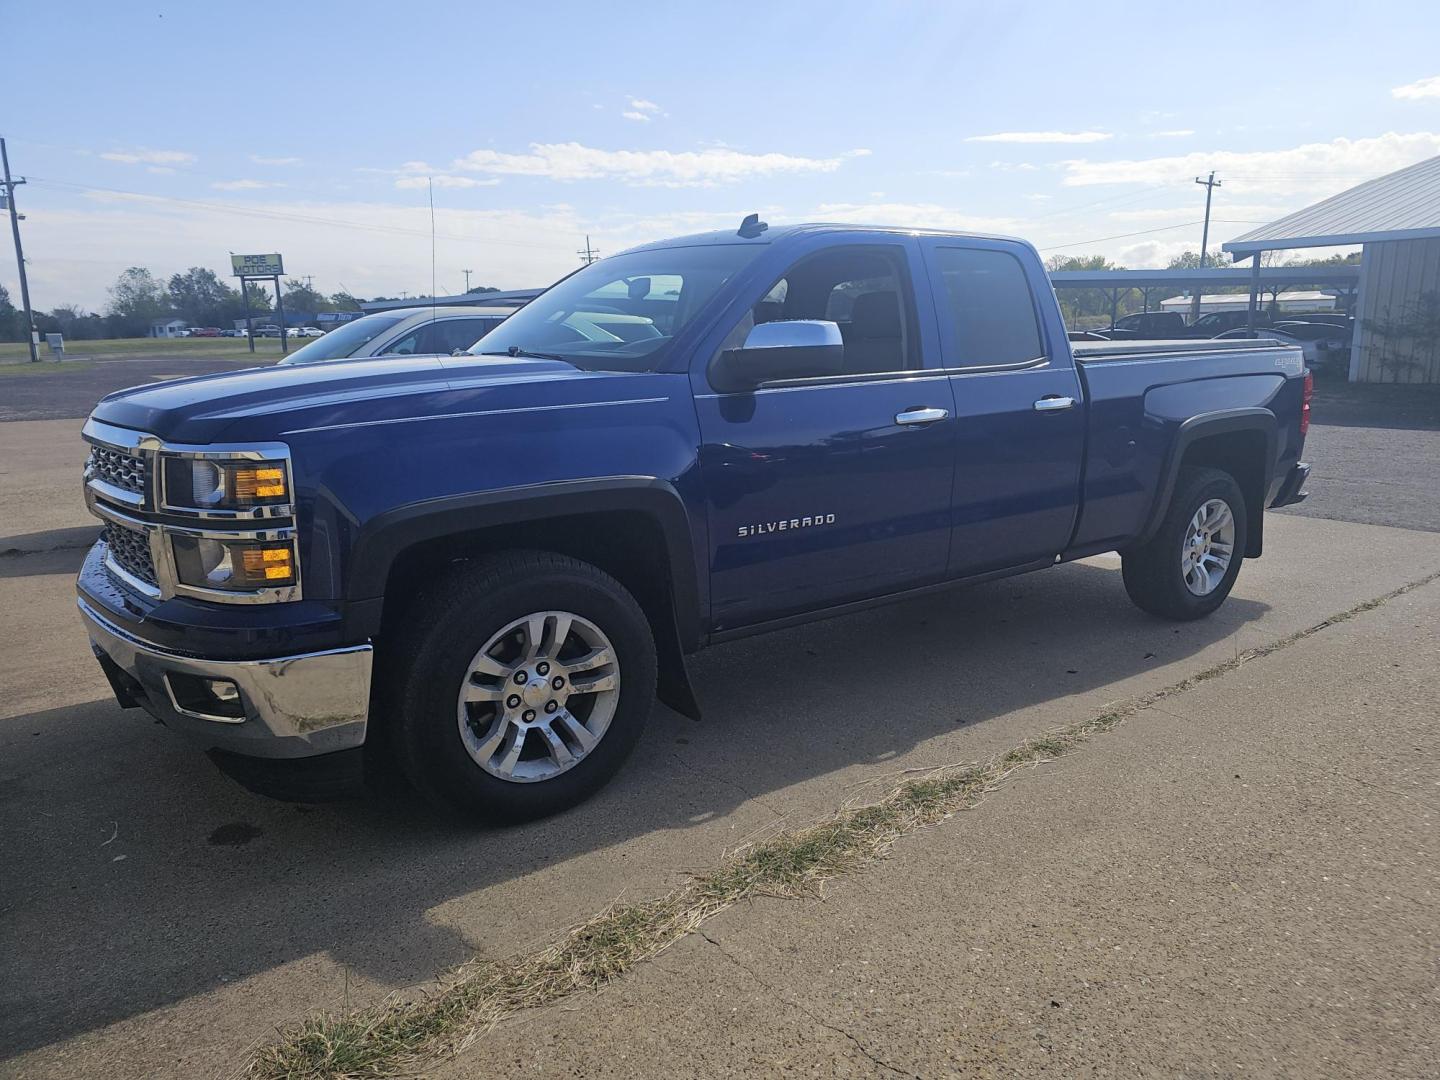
[
  {"left": 2, "top": 410, "right": 1439, "bottom": 1077},
  {"left": 444, "top": 574, "right": 1440, "bottom": 1079}
]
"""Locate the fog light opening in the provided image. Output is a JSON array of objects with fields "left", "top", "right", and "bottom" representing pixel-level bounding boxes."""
[{"left": 166, "top": 673, "right": 246, "bottom": 721}]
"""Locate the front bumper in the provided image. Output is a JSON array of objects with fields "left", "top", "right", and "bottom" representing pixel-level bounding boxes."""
[
  {"left": 79, "top": 593, "right": 373, "bottom": 759},
  {"left": 1270, "top": 461, "right": 1311, "bottom": 508}
]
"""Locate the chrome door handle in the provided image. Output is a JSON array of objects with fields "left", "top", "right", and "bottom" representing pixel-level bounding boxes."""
[
  {"left": 1033, "top": 396, "right": 1075, "bottom": 412},
  {"left": 895, "top": 407, "right": 950, "bottom": 425}
]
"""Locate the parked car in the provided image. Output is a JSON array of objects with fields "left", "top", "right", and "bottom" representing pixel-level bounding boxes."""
[
  {"left": 219, "top": 329, "right": 244, "bottom": 338},
  {"left": 274, "top": 305, "right": 512, "bottom": 365},
  {"left": 1099, "top": 311, "right": 1190, "bottom": 339},
  {"left": 255, "top": 324, "right": 282, "bottom": 338},
  {"left": 76, "top": 219, "right": 1312, "bottom": 821},
  {"left": 1191, "top": 310, "right": 1276, "bottom": 335},
  {"left": 1214, "top": 325, "right": 1347, "bottom": 373},
  {"left": 296, "top": 326, "right": 325, "bottom": 338}
]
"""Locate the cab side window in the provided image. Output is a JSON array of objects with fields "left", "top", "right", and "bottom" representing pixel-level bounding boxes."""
[
  {"left": 724, "top": 247, "right": 916, "bottom": 376},
  {"left": 932, "top": 248, "right": 1045, "bottom": 368}
]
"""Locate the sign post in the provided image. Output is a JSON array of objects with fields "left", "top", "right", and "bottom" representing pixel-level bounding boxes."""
[{"left": 231, "top": 254, "right": 286, "bottom": 355}]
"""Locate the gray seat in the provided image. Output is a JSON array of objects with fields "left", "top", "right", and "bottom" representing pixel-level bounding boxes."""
[{"left": 844, "top": 292, "right": 902, "bottom": 373}]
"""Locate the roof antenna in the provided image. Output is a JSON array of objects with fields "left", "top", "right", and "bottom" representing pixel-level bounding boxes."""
[{"left": 737, "top": 213, "right": 768, "bottom": 239}]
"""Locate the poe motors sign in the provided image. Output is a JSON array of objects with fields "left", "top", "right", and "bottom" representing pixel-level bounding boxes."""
[
  {"left": 231, "top": 253, "right": 284, "bottom": 278},
  {"left": 230, "top": 253, "right": 291, "bottom": 355}
]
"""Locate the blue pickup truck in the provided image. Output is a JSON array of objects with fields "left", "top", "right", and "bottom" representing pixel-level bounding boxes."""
[{"left": 76, "top": 218, "right": 1312, "bottom": 819}]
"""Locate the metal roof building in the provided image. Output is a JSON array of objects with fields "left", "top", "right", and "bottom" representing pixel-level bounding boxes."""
[{"left": 1223, "top": 154, "right": 1440, "bottom": 383}]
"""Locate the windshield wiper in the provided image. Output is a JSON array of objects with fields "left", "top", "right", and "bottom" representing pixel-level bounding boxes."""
[{"left": 474, "top": 345, "right": 576, "bottom": 366}]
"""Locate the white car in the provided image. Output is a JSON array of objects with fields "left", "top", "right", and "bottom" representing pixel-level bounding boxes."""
[
  {"left": 275, "top": 306, "right": 512, "bottom": 365},
  {"left": 295, "top": 326, "right": 325, "bottom": 338}
]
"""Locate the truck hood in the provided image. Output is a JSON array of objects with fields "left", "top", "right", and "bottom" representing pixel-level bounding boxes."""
[{"left": 88, "top": 354, "right": 590, "bottom": 443}]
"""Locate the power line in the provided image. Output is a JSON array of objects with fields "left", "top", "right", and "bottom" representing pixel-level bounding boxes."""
[
  {"left": 577, "top": 235, "right": 600, "bottom": 265},
  {"left": 1039, "top": 220, "right": 1205, "bottom": 251}
]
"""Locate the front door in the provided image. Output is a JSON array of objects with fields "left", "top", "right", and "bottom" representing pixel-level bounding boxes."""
[
  {"left": 919, "top": 239, "right": 1085, "bottom": 577},
  {"left": 694, "top": 239, "right": 957, "bottom": 631}
]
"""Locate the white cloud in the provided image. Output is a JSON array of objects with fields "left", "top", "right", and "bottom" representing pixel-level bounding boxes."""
[
  {"left": 1392, "top": 75, "right": 1440, "bottom": 100},
  {"left": 447, "top": 141, "right": 860, "bottom": 187},
  {"left": 250, "top": 155, "right": 303, "bottom": 166},
  {"left": 629, "top": 98, "right": 662, "bottom": 113},
  {"left": 1150, "top": 129, "right": 1195, "bottom": 138},
  {"left": 1060, "top": 131, "right": 1440, "bottom": 195},
  {"left": 621, "top": 111, "right": 651, "bottom": 123},
  {"left": 966, "top": 131, "right": 1112, "bottom": 144},
  {"left": 394, "top": 174, "right": 501, "bottom": 189},
  {"left": 100, "top": 148, "right": 196, "bottom": 166},
  {"left": 210, "top": 179, "right": 284, "bottom": 191}
]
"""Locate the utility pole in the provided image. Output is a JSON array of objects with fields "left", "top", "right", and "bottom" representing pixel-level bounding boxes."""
[
  {"left": 1190, "top": 171, "right": 1222, "bottom": 323},
  {"left": 462, "top": 268, "right": 473, "bottom": 292},
  {"left": 1, "top": 138, "right": 39, "bottom": 362},
  {"left": 577, "top": 236, "right": 599, "bottom": 265}
]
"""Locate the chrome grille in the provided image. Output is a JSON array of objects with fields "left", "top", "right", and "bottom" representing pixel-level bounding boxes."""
[
  {"left": 102, "top": 520, "right": 158, "bottom": 589},
  {"left": 88, "top": 443, "right": 148, "bottom": 497}
]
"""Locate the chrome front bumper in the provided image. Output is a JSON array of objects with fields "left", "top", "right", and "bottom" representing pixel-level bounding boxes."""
[{"left": 78, "top": 595, "right": 372, "bottom": 759}]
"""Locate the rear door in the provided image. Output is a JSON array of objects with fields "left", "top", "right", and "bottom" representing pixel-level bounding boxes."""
[
  {"left": 919, "top": 239, "right": 1085, "bottom": 576},
  {"left": 693, "top": 237, "right": 957, "bottom": 631}
]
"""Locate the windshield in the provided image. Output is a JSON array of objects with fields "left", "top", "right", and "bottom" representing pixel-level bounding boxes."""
[
  {"left": 276, "top": 313, "right": 406, "bottom": 365},
  {"left": 469, "top": 244, "right": 763, "bottom": 372}
]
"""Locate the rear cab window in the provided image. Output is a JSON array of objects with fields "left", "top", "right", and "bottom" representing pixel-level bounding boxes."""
[{"left": 928, "top": 247, "right": 1047, "bottom": 369}]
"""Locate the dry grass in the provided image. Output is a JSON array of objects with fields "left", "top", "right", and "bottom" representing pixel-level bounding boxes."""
[{"left": 245, "top": 568, "right": 1440, "bottom": 1080}]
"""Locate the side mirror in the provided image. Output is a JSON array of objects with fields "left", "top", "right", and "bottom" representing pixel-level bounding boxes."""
[{"left": 709, "top": 320, "right": 844, "bottom": 393}]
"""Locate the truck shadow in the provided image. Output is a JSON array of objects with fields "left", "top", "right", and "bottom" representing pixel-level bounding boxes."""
[{"left": 0, "top": 559, "right": 1268, "bottom": 1062}]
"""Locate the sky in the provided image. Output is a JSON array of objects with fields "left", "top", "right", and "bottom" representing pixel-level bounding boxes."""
[{"left": 4, "top": 0, "right": 1440, "bottom": 311}]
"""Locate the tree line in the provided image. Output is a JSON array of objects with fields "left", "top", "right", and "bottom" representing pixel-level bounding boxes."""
[{"left": 0, "top": 266, "right": 367, "bottom": 342}]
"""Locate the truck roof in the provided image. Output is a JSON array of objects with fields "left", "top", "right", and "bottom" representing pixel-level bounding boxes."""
[{"left": 621, "top": 221, "right": 1034, "bottom": 254}]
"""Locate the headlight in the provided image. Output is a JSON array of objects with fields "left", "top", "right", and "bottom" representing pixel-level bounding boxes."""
[
  {"left": 171, "top": 534, "right": 298, "bottom": 591},
  {"left": 162, "top": 456, "right": 290, "bottom": 511}
]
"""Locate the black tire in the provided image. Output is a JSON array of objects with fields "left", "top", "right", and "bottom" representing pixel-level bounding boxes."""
[
  {"left": 382, "top": 551, "right": 657, "bottom": 822},
  {"left": 1122, "top": 467, "right": 1248, "bottom": 621}
]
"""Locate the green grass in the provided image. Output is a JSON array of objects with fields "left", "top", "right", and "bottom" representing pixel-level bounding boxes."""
[{"left": 0, "top": 337, "right": 298, "bottom": 362}]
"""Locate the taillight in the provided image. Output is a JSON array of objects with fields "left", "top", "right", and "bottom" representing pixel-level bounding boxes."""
[{"left": 1300, "top": 370, "right": 1313, "bottom": 437}]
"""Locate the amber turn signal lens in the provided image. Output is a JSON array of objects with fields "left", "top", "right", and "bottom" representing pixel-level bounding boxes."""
[
  {"left": 232, "top": 465, "right": 288, "bottom": 502},
  {"left": 241, "top": 545, "right": 294, "bottom": 582}
]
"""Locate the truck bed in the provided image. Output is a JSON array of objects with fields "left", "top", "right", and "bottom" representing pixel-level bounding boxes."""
[{"left": 1066, "top": 336, "right": 1308, "bottom": 557}]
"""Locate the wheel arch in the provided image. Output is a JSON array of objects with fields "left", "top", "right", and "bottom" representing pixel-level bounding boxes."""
[
  {"left": 348, "top": 478, "right": 704, "bottom": 719},
  {"left": 1136, "top": 409, "right": 1277, "bottom": 559}
]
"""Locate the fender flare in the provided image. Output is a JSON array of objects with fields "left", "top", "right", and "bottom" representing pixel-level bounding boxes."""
[
  {"left": 1135, "top": 408, "right": 1278, "bottom": 555},
  {"left": 346, "top": 476, "right": 704, "bottom": 653}
]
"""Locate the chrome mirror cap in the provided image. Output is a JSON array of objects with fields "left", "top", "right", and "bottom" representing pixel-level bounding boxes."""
[{"left": 742, "top": 319, "right": 842, "bottom": 350}]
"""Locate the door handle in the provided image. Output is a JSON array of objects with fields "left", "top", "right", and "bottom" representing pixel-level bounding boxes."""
[
  {"left": 1033, "top": 396, "right": 1075, "bottom": 412},
  {"left": 895, "top": 407, "right": 950, "bottom": 426}
]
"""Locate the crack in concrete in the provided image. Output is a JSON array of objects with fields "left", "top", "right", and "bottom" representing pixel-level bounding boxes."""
[
  {"left": 669, "top": 750, "right": 789, "bottom": 823},
  {"left": 695, "top": 929, "right": 916, "bottom": 1078}
]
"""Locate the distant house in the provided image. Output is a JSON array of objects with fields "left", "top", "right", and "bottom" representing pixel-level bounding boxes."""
[
  {"left": 1158, "top": 291, "right": 1338, "bottom": 316},
  {"left": 149, "top": 318, "right": 189, "bottom": 338}
]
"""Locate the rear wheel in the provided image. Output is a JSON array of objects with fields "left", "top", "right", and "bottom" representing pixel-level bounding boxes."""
[
  {"left": 1122, "top": 467, "right": 1248, "bottom": 621},
  {"left": 385, "top": 551, "right": 657, "bottom": 821}
]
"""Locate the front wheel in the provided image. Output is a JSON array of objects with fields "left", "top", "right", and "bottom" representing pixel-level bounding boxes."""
[
  {"left": 385, "top": 552, "right": 657, "bottom": 822},
  {"left": 1122, "top": 466, "right": 1248, "bottom": 621}
]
